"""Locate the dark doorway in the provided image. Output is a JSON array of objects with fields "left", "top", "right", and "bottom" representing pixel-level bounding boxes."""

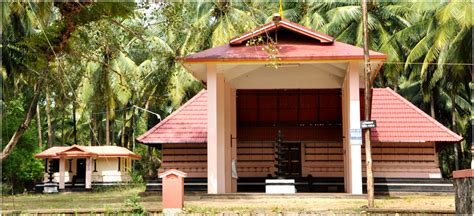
[
  {"left": 76, "top": 159, "right": 86, "bottom": 183},
  {"left": 281, "top": 143, "right": 302, "bottom": 177}
]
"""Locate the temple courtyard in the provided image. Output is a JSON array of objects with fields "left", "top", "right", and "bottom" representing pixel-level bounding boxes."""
[{"left": 1, "top": 186, "right": 455, "bottom": 215}]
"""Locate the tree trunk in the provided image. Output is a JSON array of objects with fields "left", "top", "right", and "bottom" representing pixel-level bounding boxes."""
[
  {"left": 147, "top": 146, "right": 153, "bottom": 177},
  {"left": 121, "top": 109, "right": 127, "bottom": 147},
  {"left": 103, "top": 46, "right": 111, "bottom": 146},
  {"left": 380, "top": 73, "right": 386, "bottom": 88},
  {"left": 111, "top": 119, "right": 115, "bottom": 145},
  {"left": 73, "top": 101, "right": 77, "bottom": 144},
  {"left": 362, "top": 0, "right": 375, "bottom": 208},
  {"left": 451, "top": 91, "right": 459, "bottom": 170},
  {"left": 430, "top": 94, "right": 436, "bottom": 118},
  {"left": 106, "top": 106, "right": 110, "bottom": 145},
  {"left": 90, "top": 114, "right": 95, "bottom": 146},
  {"left": 36, "top": 103, "right": 43, "bottom": 149},
  {"left": 61, "top": 104, "right": 65, "bottom": 146},
  {"left": 129, "top": 107, "right": 135, "bottom": 150},
  {"left": 45, "top": 88, "right": 54, "bottom": 147},
  {"left": 1, "top": 81, "right": 42, "bottom": 161},
  {"left": 97, "top": 113, "right": 103, "bottom": 145}
]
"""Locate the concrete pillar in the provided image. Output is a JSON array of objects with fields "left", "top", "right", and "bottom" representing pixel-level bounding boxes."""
[
  {"left": 207, "top": 64, "right": 227, "bottom": 194},
  {"left": 471, "top": 147, "right": 474, "bottom": 169},
  {"left": 85, "top": 157, "right": 92, "bottom": 189},
  {"left": 230, "top": 88, "right": 238, "bottom": 193},
  {"left": 342, "top": 62, "right": 363, "bottom": 195},
  {"left": 59, "top": 157, "right": 66, "bottom": 189}
]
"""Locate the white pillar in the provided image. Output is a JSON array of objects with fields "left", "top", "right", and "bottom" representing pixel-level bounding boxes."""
[
  {"left": 471, "top": 155, "right": 474, "bottom": 169},
  {"left": 343, "top": 62, "right": 363, "bottom": 195},
  {"left": 59, "top": 157, "right": 66, "bottom": 189},
  {"left": 85, "top": 157, "right": 92, "bottom": 189},
  {"left": 207, "top": 64, "right": 227, "bottom": 194}
]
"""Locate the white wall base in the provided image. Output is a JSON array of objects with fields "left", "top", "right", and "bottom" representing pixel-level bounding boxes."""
[
  {"left": 163, "top": 208, "right": 183, "bottom": 216},
  {"left": 265, "top": 179, "right": 296, "bottom": 194},
  {"left": 43, "top": 182, "right": 58, "bottom": 193}
]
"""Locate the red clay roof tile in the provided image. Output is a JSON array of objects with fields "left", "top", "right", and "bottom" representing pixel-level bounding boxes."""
[
  {"left": 35, "top": 145, "right": 141, "bottom": 159},
  {"left": 138, "top": 88, "right": 462, "bottom": 144},
  {"left": 370, "top": 88, "right": 462, "bottom": 142},
  {"left": 136, "top": 90, "right": 208, "bottom": 144}
]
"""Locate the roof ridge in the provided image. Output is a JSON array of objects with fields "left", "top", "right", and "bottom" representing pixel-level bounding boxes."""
[
  {"left": 136, "top": 89, "right": 207, "bottom": 143},
  {"left": 279, "top": 19, "right": 334, "bottom": 43},
  {"left": 383, "top": 87, "right": 463, "bottom": 141}
]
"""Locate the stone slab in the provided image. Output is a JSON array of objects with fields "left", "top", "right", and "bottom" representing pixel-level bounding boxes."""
[
  {"left": 43, "top": 182, "right": 58, "bottom": 193},
  {"left": 265, "top": 179, "right": 296, "bottom": 194}
]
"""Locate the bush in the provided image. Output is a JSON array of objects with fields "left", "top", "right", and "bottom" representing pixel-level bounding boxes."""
[{"left": 123, "top": 193, "right": 146, "bottom": 214}]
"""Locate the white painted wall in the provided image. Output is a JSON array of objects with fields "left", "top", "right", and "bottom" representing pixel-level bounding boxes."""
[
  {"left": 43, "top": 157, "right": 133, "bottom": 183},
  {"left": 92, "top": 158, "right": 132, "bottom": 182}
]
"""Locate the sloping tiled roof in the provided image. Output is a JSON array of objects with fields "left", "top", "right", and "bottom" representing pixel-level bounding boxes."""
[
  {"left": 136, "top": 90, "right": 208, "bottom": 144},
  {"left": 138, "top": 88, "right": 462, "bottom": 144},
  {"left": 370, "top": 88, "right": 463, "bottom": 142},
  {"left": 182, "top": 19, "right": 386, "bottom": 63},
  {"left": 35, "top": 145, "right": 141, "bottom": 159}
]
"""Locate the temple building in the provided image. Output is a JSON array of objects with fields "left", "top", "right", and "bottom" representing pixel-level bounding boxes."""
[{"left": 138, "top": 16, "right": 462, "bottom": 194}]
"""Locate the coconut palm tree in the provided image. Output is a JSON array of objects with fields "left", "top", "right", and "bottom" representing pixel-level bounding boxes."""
[
  {"left": 1, "top": 2, "right": 136, "bottom": 160},
  {"left": 183, "top": 1, "right": 271, "bottom": 49},
  {"left": 279, "top": 1, "right": 414, "bottom": 90},
  {"left": 395, "top": 0, "right": 472, "bottom": 171},
  {"left": 396, "top": 1, "right": 471, "bottom": 100}
]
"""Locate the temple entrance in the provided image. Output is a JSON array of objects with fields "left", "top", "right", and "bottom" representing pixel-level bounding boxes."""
[
  {"left": 76, "top": 159, "right": 86, "bottom": 184},
  {"left": 280, "top": 142, "right": 302, "bottom": 177},
  {"left": 236, "top": 89, "right": 344, "bottom": 191}
]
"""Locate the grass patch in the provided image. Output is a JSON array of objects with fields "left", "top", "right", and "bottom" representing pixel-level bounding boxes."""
[
  {"left": 1, "top": 186, "right": 148, "bottom": 211},
  {"left": 1, "top": 189, "right": 454, "bottom": 214}
]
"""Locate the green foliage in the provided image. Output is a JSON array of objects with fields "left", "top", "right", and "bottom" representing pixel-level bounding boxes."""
[
  {"left": 184, "top": 205, "right": 221, "bottom": 215},
  {"left": 132, "top": 144, "right": 161, "bottom": 180},
  {"left": 1, "top": 95, "right": 44, "bottom": 194},
  {"left": 123, "top": 193, "right": 146, "bottom": 215}
]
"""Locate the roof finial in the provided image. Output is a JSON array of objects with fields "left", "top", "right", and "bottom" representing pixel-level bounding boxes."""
[
  {"left": 272, "top": 13, "right": 282, "bottom": 22},
  {"left": 279, "top": 0, "right": 284, "bottom": 19}
]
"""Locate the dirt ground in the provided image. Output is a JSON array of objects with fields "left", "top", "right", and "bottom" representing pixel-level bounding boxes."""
[
  {"left": 1, "top": 187, "right": 455, "bottom": 214},
  {"left": 181, "top": 193, "right": 454, "bottom": 214}
]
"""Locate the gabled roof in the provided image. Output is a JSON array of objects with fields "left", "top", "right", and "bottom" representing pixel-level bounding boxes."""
[
  {"left": 56, "top": 145, "right": 98, "bottom": 157},
  {"left": 370, "top": 88, "right": 463, "bottom": 142},
  {"left": 35, "top": 145, "right": 141, "bottom": 159},
  {"left": 229, "top": 19, "right": 334, "bottom": 45},
  {"left": 182, "top": 18, "right": 386, "bottom": 63},
  {"left": 136, "top": 90, "right": 207, "bottom": 144},
  {"left": 138, "top": 88, "right": 462, "bottom": 144}
]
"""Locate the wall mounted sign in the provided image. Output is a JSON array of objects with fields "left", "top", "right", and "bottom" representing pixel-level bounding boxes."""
[
  {"left": 350, "top": 128, "right": 362, "bottom": 144},
  {"left": 361, "top": 120, "right": 377, "bottom": 129}
]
